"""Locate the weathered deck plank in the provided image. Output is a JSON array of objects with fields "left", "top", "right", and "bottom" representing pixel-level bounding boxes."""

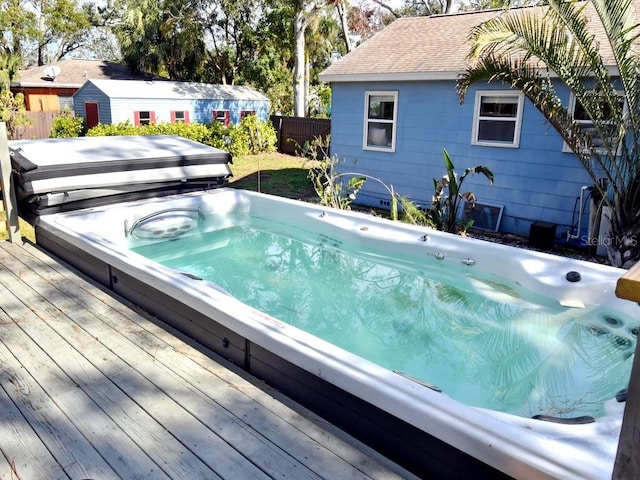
[
  {"left": 0, "top": 239, "right": 413, "bottom": 480},
  {"left": 0, "top": 279, "right": 224, "bottom": 479},
  {"left": 0, "top": 369, "right": 71, "bottom": 480}
]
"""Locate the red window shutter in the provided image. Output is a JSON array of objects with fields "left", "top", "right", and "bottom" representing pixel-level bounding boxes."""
[
  {"left": 150, "top": 111, "right": 156, "bottom": 124},
  {"left": 184, "top": 111, "right": 190, "bottom": 123},
  {"left": 133, "top": 111, "right": 140, "bottom": 126},
  {"left": 225, "top": 111, "right": 230, "bottom": 126},
  {"left": 170, "top": 111, "right": 176, "bottom": 122}
]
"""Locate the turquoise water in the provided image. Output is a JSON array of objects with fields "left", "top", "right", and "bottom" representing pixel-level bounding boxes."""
[{"left": 131, "top": 214, "right": 635, "bottom": 419}]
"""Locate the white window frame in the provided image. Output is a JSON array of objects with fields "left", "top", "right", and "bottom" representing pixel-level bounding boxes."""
[
  {"left": 471, "top": 91, "right": 524, "bottom": 148},
  {"left": 563, "top": 91, "right": 625, "bottom": 154},
  {"left": 363, "top": 91, "right": 398, "bottom": 152}
]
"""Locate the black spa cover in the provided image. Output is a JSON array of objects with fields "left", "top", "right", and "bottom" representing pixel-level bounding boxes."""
[{"left": 9, "top": 135, "right": 233, "bottom": 215}]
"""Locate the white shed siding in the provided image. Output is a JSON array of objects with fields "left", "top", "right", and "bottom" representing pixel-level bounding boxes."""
[
  {"left": 73, "top": 79, "right": 271, "bottom": 127},
  {"left": 109, "top": 98, "right": 196, "bottom": 124}
]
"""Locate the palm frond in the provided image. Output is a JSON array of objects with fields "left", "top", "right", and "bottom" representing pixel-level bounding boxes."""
[{"left": 590, "top": 0, "right": 640, "bottom": 110}]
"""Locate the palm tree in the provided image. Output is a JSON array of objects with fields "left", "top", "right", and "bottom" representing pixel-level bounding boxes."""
[{"left": 457, "top": 0, "right": 640, "bottom": 269}]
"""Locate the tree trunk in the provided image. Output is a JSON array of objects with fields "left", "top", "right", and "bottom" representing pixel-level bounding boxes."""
[
  {"left": 305, "top": 52, "right": 310, "bottom": 116},
  {"left": 335, "top": 0, "right": 352, "bottom": 53},
  {"left": 293, "top": 3, "right": 306, "bottom": 118},
  {"left": 606, "top": 184, "right": 640, "bottom": 269},
  {"left": 37, "top": 2, "right": 46, "bottom": 66}
]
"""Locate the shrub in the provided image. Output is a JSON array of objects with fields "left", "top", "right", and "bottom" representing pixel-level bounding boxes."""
[
  {"left": 428, "top": 149, "right": 494, "bottom": 234},
  {"left": 84, "top": 117, "right": 277, "bottom": 157},
  {"left": 50, "top": 110, "right": 85, "bottom": 138},
  {"left": 86, "top": 121, "right": 138, "bottom": 136},
  {"left": 238, "top": 114, "right": 277, "bottom": 155}
]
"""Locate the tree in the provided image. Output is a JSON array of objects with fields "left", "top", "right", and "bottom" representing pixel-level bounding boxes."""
[
  {"left": 112, "top": 0, "right": 206, "bottom": 79},
  {"left": 329, "top": 0, "right": 352, "bottom": 52},
  {"left": 0, "top": 0, "right": 38, "bottom": 56},
  {"left": 372, "top": 0, "right": 454, "bottom": 16},
  {"left": 457, "top": 0, "right": 640, "bottom": 268},
  {"left": 197, "top": 0, "right": 264, "bottom": 85},
  {"left": 0, "top": 0, "right": 103, "bottom": 65},
  {"left": 34, "top": 0, "right": 98, "bottom": 65},
  {"left": 458, "top": 0, "right": 539, "bottom": 11},
  {"left": 291, "top": 0, "right": 324, "bottom": 116},
  {"left": 0, "top": 53, "right": 30, "bottom": 138},
  {"left": 345, "top": 0, "right": 397, "bottom": 46},
  {"left": 250, "top": 5, "right": 296, "bottom": 114}
]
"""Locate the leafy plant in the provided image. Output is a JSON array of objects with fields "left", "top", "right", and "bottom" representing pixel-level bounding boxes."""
[
  {"left": 457, "top": 0, "right": 640, "bottom": 267},
  {"left": 238, "top": 114, "right": 277, "bottom": 154},
  {"left": 86, "top": 121, "right": 138, "bottom": 136},
  {"left": 50, "top": 110, "right": 85, "bottom": 138},
  {"left": 397, "top": 197, "right": 435, "bottom": 228},
  {"left": 429, "top": 148, "right": 494, "bottom": 234},
  {"left": 0, "top": 90, "right": 30, "bottom": 140},
  {"left": 84, "top": 117, "right": 277, "bottom": 157},
  {"left": 307, "top": 154, "right": 367, "bottom": 211}
]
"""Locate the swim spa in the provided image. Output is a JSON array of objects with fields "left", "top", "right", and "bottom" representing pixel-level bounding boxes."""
[{"left": 34, "top": 188, "right": 638, "bottom": 479}]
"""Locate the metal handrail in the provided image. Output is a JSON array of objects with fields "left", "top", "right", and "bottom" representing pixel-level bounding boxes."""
[{"left": 124, "top": 207, "right": 204, "bottom": 237}]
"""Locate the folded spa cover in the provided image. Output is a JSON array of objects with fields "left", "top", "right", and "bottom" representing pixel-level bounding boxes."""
[{"left": 9, "top": 135, "right": 233, "bottom": 215}]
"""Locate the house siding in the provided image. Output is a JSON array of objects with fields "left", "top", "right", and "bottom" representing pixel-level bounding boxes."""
[
  {"left": 72, "top": 83, "right": 113, "bottom": 124},
  {"left": 192, "top": 99, "right": 269, "bottom": 124},
  {"left": 73, "top": 80, "right": 270, "bottom": 128},
  {"left": 109, "top": 98, "right": 194, "bottom": 124},
  {"left": 330, "top": 80, "right": 596, "bottom": 238}
]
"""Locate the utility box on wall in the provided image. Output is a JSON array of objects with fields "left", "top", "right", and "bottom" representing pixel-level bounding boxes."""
[{"left": 529, "top": 221, "right": 557, "bottom": 250}]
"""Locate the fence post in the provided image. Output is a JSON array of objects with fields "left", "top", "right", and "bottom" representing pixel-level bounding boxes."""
[{"left": 0, "top": 122, "right": 21, "bottom": 243}]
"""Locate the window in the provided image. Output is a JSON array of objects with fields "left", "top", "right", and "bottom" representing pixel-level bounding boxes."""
[
  {"left": 213, "top": 110, "right": 230, "bottom": 126},
  {"left": 472, "top": 92, "right": 524, "bottom": 147},
  {"left": 564, "top": 92, "right": 625, "bottom": 153},
  {"left": 363, "top": 91, "right": 398, "bottom": 151},
  {"left": 171, "top": 111, "right": 189, "bottom": 123},
  {"left": 134, "top": 111, "right": 155, "bottom": 126},
  {"left": 240, "top": 110, "right": 256, "bottom": 119}
]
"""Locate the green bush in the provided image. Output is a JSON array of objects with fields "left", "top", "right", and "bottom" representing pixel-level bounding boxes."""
[
  {"left": 83, "top": 117, "right": 277, "bottom": 156},
  {"left": 238, "top": 114, "right": 277, "bottom": 154},
  {"left": 50, "top": 111, "right": 85, "bottom": 138},
  {"left": 86, "top": 121, "right": 138, "bottom": 136}
]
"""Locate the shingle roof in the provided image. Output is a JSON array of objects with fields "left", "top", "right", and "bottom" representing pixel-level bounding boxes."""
[
  {"left": 13, "top": 59, "right": 160, "bottom": 88},
  {"left": 319, "top": 1, "right": 636, "bottom": 83},
  {"left": 86, "top": 79, "right": 269, "bottom": 101}
]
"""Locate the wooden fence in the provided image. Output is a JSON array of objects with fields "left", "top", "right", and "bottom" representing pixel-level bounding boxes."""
[
  {"left": 270, "top": 115, "right": 330, "bottom": 156},
  {"left": 10, "top": 112, "right": 331, "bottom": 149},
  {"left": 11, "top": 111, "right": 62, "bottom": 140}
]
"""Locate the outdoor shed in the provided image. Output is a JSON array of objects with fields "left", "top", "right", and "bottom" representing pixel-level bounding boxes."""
[
  {"left": 11, "top": 59, "right": 158, "bottom": 112},
  {"left": 72, "top": 79, "right": 271, "bottom": 130},
  {"left": 319, "top": 2, "right": 632, "bottom": 247}
]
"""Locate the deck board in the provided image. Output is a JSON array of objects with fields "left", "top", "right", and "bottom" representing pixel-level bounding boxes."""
[{"left": 0, "top": 239, "right": 414, "bottom": 480}]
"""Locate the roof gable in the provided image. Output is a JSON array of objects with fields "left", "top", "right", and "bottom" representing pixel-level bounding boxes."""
[
  {"left": 319, "top": 1, "right": 636, "bottom": 83},
  {"left": 84, "top": 79, "right": 269, "bottom": 101}
]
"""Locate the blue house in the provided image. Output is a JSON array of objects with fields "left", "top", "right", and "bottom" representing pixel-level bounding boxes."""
[
  {"left": 319, "top": 3, "right": 622, "bottom": 244},
  {"left": 73, "top": 79, "right": 270, "bottom": 130}
]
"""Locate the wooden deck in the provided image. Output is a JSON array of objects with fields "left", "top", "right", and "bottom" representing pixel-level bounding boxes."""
[{"left": 0, "top": 239, "right": 414, "bottom": 480}]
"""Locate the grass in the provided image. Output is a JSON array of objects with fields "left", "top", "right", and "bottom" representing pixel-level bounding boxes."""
[
  {"left": 0, "top": 212, "right": 35, "bottom": 243},
  {"left": 228, "top": 152, "right": 316, "bottom": 200}
]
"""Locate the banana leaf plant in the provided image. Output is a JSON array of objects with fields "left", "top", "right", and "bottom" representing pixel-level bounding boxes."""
[{"left": 430, "top": 148, "right": 494, "bottom": 234}]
